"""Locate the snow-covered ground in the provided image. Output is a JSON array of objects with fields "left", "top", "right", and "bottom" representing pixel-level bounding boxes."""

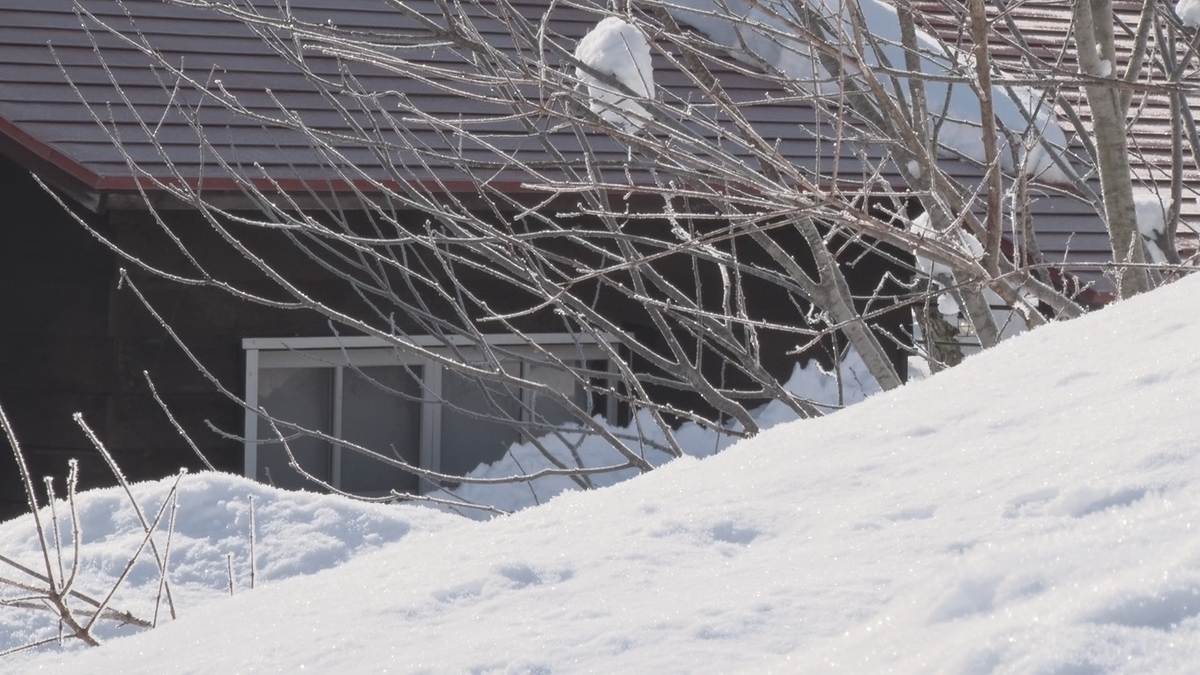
[{"left": 6, "top": 274, "right": 1200, "bottom": 673}]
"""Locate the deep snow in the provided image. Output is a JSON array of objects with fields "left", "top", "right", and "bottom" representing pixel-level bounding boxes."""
[{"left": 4, "top": 271, "right": 1200, "bottom": 673}]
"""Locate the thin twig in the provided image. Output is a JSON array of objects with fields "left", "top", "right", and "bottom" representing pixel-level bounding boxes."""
[
  {"left": 144, "top": 371, "right": 217, "bottom": 471},
  {"left": 248, "top": 496, "right": 257, "bottom": 591},
  {"left": 153, "top": 474, "right": 183, "bottom": 627},
  {"left": 83, "top": 471, "right": 184, "bottom": 633},
  {"left": 73, "top": 413, "right": 178, "bottom": 620}
]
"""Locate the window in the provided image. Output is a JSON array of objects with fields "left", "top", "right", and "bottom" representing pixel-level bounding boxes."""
[{"left": 243, "top": 334, "right": 617, "bottom": 496}]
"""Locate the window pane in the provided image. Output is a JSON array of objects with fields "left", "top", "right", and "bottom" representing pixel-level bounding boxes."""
[
  {"left": 440, "top": 368, "right": 522, "bottom": 476},
  {"left": 340, "top": 366, "right": 423, "bottom": 495},
  {"left": 528, "top": 361, "right": 590, "bottom": 429},
  {"left": 257, "top": 368, "right": 332, "bottom": 490}
]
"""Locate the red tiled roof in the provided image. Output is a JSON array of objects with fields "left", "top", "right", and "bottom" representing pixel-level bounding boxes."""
[
  {"left": 0, "top": 0, "right": 1113, "bottom": 275},
  {"left": 3, "top": 0, "right": 855, "bottom": 194}
]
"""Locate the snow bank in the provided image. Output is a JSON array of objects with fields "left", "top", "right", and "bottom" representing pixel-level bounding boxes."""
[
  {"left": 13, "top": 270, "right": 1200, "bottom": 674},
  {"left": 11, "top": 270, "right": 1200, "bottom": 672},
  {"left": 0, "top": 473, "right": 457, "bottom": 658}
]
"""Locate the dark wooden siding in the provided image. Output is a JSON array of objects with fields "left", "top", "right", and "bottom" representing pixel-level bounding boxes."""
[
  {"left": 0, "top": 154, "right": 116, "bottom": 517},
  {"left": 0, "top": 157, "right": 361, "bottom": 520},
  {"left": 0, "top": 168, "right": 915, "bottom": 521}
]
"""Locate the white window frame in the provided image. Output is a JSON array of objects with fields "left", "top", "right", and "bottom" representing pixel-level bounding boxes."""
[{"left": 243, "top": 333, "right": 619, "bottom": 493}]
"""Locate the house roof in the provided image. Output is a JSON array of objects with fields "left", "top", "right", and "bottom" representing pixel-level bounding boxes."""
[
  {"left": 2, "top": 0, "right": 858, "bottom": 200},
  {"left": 0, "top": 0, "right": 1114, "bottom": 277},
  {"left": 910, "top": 0, "right": 1200, "bottom": 247}
]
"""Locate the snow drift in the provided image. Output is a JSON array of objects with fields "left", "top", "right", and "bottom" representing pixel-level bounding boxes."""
[{"left": 7, "top": 274, "right": 1200, "bottom": 672}]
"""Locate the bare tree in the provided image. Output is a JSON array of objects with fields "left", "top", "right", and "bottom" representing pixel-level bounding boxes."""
[{"left": 44, "top": 0, "right": 1194, "bottom": 505}]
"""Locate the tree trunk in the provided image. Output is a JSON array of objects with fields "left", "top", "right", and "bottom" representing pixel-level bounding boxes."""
[{"left": 1075, "top": 0, "right": 1151, "bottom": 298}]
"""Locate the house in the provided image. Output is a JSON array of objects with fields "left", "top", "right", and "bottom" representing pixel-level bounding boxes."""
[{"left": 0, "top": 0, "right": 1137, "bottom": 518}]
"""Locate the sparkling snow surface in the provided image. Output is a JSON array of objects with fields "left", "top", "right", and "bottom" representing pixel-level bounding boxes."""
[{"left": 8, "top": 276, "right": 1200, "bottom": 673}]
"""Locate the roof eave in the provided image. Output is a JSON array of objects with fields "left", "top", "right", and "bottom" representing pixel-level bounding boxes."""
[{"left": 0, "top": 116, "right": 106, "bottom": 212}]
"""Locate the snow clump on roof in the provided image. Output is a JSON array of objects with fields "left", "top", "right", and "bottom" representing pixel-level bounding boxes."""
[
  {"left": 666, "top": 0, "right": 1070, "bottom": 182},
  {"left": 1177, "top": 0, "right": 1200, "bottom": 27}
]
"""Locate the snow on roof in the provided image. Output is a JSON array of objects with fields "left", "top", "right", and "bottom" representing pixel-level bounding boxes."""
[
  {"left": 667, "top": 0, "right": 1071, "bottom": 181},
  {"left": 911, "top": 0, "right": 1200, "bottom": 241},
  {"left": 0, "top": 0, "right": 1073, "bottom": 192},
  {"left": 0, "top": 0, "right": 1112, "bottom": 268}
]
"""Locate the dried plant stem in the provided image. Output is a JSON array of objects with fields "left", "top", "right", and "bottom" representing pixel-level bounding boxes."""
[
  {"left": 83, "top": 470, "right": 184, "bottom": 633},
  {"left": 73, "top": 413, "right": 178, "bottom": 620},
  {"left": 60, "top": 459, "right": 83, "bottom": 601},
  {"left": 43, "top": 478, "right": 66, "bottom": 586},
  {"left": 0, "top": 636, "right": 64, "bottom": 659},
  {"left": 0, "top": 557, "right": 151, "bottom": 629},
  {"left": 154, "top": 477, "right": 183, "bottom": 627},
  {"left": 0, "top": 402, "right": 98, "bottom": 646},
  {"left": 249, "top": 496, "right": 257, "bottom": 591}
]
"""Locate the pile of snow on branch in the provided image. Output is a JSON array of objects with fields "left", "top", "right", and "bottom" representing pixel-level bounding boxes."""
[
  {"left": 1134, "top": 193, "right": 1169, "bottom": 264},
  {"left": 574, "top": 17, "right": 655, "bottom": 132}
]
